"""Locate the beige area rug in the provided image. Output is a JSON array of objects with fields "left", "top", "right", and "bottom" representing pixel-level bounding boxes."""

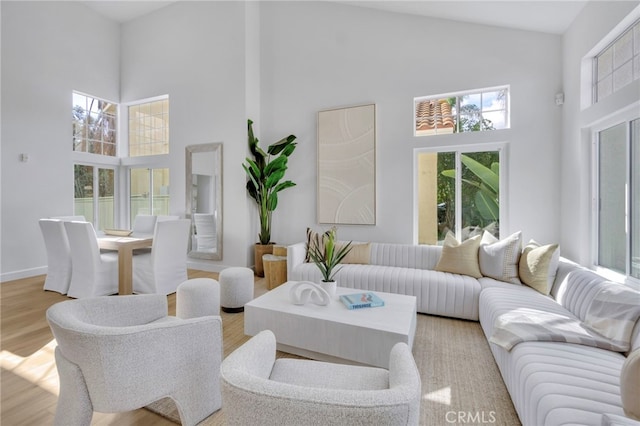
[{"left": 146, "top": 314, "right": 520, "bottom": 426}]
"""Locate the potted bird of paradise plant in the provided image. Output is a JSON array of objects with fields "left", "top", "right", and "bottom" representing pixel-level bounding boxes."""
[{"left": 243, "top": 119, "right": 298, "bottom": 276}]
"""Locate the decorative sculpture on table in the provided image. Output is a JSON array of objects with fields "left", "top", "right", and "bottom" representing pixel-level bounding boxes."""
[{"left": 289, "top": 281, "right": 330, "bottom": 306}]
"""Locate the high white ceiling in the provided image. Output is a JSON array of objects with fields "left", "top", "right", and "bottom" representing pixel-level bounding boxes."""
[{"left": 81, "top": 0, "right": 588, "bottom": 34}]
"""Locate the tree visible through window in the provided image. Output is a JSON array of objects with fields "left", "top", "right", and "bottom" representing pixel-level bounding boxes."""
[
  {"left": 415, "top": 87, "right": 509, "bottom": 136},
  {"left": 72, "top": 92, "right": 117, "bottom": 156}
]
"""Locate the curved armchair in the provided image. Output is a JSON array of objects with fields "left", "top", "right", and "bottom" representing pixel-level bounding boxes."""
[
  {"left": 47, "top": 294, "right": 222, "bottom": 426},
  {"left": 220, "top": 330, "right": 421, "bottom": 425}
]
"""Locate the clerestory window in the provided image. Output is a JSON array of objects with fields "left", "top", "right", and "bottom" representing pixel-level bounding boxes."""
[
  {"left": 414, "top": 86, "right": 509, "bottom": 137},
  {"left": 593, "top": 19, "right": 640, "bottom": 103}
]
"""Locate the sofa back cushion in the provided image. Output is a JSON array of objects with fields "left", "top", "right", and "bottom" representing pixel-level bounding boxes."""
[
  {"left": 370, "top": 243, "right": 441, "bottom": 270},
  {"left": 554, "top": 267, "right": 612, "bottom": 322},
  {"left": 553, "top": 261, "right": 640, "bottom": 351}
]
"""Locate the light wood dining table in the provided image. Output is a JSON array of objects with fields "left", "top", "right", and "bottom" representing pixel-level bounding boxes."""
[{"left": 97, "top": 234, "right": 153, "bottom": 295}]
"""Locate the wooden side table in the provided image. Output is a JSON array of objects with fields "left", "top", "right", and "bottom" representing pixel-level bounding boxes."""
[{"left": 263, "top": 254, "right": 287, "bottom": 290}]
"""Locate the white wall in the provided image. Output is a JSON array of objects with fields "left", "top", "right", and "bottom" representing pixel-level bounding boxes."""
[
  {"left": 119, "top": 1, "right": 251, "bottom": 270},
  {"left": 561, "top": 1, "right": 639, "bottom": 265},
  {"left": 1, "top": 2, "right": 120, "bottom": 280},
  {"left": 260, "top": 2, "right": 564, "bottom": 248},
  {"left": 6, "top": 1, "right": 625, "bottom": 281}
]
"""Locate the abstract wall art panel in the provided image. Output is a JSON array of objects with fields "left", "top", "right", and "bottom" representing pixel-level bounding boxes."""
[{"left": 317, "top": 104, "right": 376, "bottom": 225}]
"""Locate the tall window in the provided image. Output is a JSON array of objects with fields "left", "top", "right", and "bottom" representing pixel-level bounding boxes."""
[
  {"left": 127, "top": 97, "right": 171, "bottom": 226},
  {"left": 129, "top": 98, "right": 169, "bottom": 156},
  {"left": 594, "top": 19, "right": 640, "bottom": 103},
  {"left": 74, "top": 165, "right": 115, "bottom": 230},
  {"left": 72, "top": 92, "right": 117, "bottom": 156},
  {"left": 414, "top": 87, "right": 509, "bottom": 136},
  {"left": 416, "top": 147, "right": 502, "bottom": 244},
  {"left": 130, "top": 168, "right": 170, "bottom": 223},
  {"left": 595, "top": 116, "right": 639, "bottom": 281}
]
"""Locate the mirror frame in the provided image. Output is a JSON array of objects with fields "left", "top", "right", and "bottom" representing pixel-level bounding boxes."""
[{"left": 185, "top": 143, "right": 223, "bottom": 260}]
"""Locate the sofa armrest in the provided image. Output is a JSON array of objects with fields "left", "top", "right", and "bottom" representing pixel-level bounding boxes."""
[{"left": 287, "top": 242, "right": 306, "bottom": 280}]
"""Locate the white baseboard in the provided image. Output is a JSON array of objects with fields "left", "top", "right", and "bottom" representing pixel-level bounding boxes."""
[
  {"left": 186, "top": 260, "right": 227, "bottom": 273},
  {"left": 1, "top": 266, "right": 47, "bottom": 283}
]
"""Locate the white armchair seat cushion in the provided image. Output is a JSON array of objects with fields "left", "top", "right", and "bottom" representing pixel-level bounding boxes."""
[{"left": 270, "top": 359, "right": 389, "bottom": 390}]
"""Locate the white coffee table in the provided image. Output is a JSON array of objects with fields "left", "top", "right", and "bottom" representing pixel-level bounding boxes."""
[{"left": 244, "top": 281, "right": 417, "bottom": 368}]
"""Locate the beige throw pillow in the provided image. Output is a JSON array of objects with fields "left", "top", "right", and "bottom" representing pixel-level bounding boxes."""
[
  {"left": 337, "top": 242, "right": 371, "bottom": 264},
  {"left": 518, "top": 240, "right": 560, "bottom": 295},
  {"left": 434, "top": 232, "right": 482, "bottom": 278},
  {"left": 479, "top": 231, "right": 522, "bottom": 284}
]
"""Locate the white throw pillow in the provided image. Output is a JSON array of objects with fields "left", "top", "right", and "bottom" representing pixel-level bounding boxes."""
[
  {"left": 518, "top": 240, "right": 560, "bottom": 295},
  {"left": 478, "top": 231, "right": 522, "bottom": 284}
]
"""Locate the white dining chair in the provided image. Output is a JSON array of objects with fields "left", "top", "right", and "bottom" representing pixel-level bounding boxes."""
[
  {"left": 39, "top": 219, "right": 72, "bottom": 294},
  {"left": 132, "top": 219, "right": 191, "bottom": 295},
  {"left": 193, "top": 213, "right": 216, "bottom": 252},
  {"left": 50, "top": 215, "right": 86, "bottom": 222},
  {"left": 64, "top": 221, "right": 118, "bottom": 298},
  {"left": 157, "top": 215, "right": 180, "bottom": 222},
  {"left": 131, "top": 214, "right": 157, "bottom": 236}
]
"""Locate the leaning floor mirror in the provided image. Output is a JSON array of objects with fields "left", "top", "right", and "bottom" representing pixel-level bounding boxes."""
[{"left": 186, "top": 143, "right": 223, "bottom": 260}]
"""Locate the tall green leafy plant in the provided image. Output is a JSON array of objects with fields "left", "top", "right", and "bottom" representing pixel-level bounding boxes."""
[{"left": 243, "top": 119, "right": 298, "bottom": 244}]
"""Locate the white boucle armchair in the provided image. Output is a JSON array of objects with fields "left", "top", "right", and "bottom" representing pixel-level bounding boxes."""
[
  {"left": 46, "top": 294, "right": 222, "bottom": 426},
  {"left": 220, "top": 330, "right": 421, "bottom": 425}
]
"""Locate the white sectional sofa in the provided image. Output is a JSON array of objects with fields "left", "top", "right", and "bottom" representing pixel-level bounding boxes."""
[{"left": 287, "top": 240, "right": 640, "bottom": 425}]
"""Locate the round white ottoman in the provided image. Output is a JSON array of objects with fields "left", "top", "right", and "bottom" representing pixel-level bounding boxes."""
[
  {"left": 219, "top": 267, "right": 254, "bottom": 313},
  {"left": 176, "top": 278, "right": 220, "bottom": 319}
]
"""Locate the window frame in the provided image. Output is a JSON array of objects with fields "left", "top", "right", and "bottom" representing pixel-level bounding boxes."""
[
  {"left": 72, "top": 161, "right": 118, "bottom": 230},
  {"left": 124, "top": 94, "right": 170, "bottom": 158},
  {"left": 414, "top": 85, "right": 510, "bottom": 137},
  {"left": 72, "top": 91, "right": 119, "bottom": 157},
  {"left": 120, "top": 95, "right": 171, "bottom": 228},
  {"left": 590, "top": 104, "right": 640, "bottom": 285},
  {"left": 592, "top": 18, "right": 640, "bottom": 104},
  {"left": 413, "top": 142, "right": 508, "bottom": 244}
]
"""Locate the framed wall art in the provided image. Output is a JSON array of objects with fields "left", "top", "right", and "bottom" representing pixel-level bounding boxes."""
[{"left": 317, "top": 103, "right": 376, "bottom": 225}]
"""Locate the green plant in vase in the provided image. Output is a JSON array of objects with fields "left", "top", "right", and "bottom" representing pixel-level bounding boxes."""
[{"left": 307, "top": 227, "right": 352, "bottom": 296}]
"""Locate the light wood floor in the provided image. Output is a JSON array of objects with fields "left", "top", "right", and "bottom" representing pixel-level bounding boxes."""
[{"left": 1, "top": 270, "right": 268, "bottom": 426}]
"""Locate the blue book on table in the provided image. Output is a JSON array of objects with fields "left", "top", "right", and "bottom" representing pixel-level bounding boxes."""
[{"left": 339, "top": 292, "right": 385, "bottom": 310}]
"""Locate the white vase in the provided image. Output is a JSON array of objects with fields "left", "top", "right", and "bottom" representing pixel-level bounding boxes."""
[{"left": 319, "top": 280, "right": 337, "bottom": 298}]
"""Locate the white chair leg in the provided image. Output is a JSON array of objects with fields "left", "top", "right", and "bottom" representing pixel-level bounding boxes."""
[{"left": 54, "top": 347, "right": 93, "bottom": 426}]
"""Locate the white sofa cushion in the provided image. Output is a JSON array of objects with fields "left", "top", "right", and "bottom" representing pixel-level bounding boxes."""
[{"left": 479, "top": 230, "right": 522, "bottom": 284}]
